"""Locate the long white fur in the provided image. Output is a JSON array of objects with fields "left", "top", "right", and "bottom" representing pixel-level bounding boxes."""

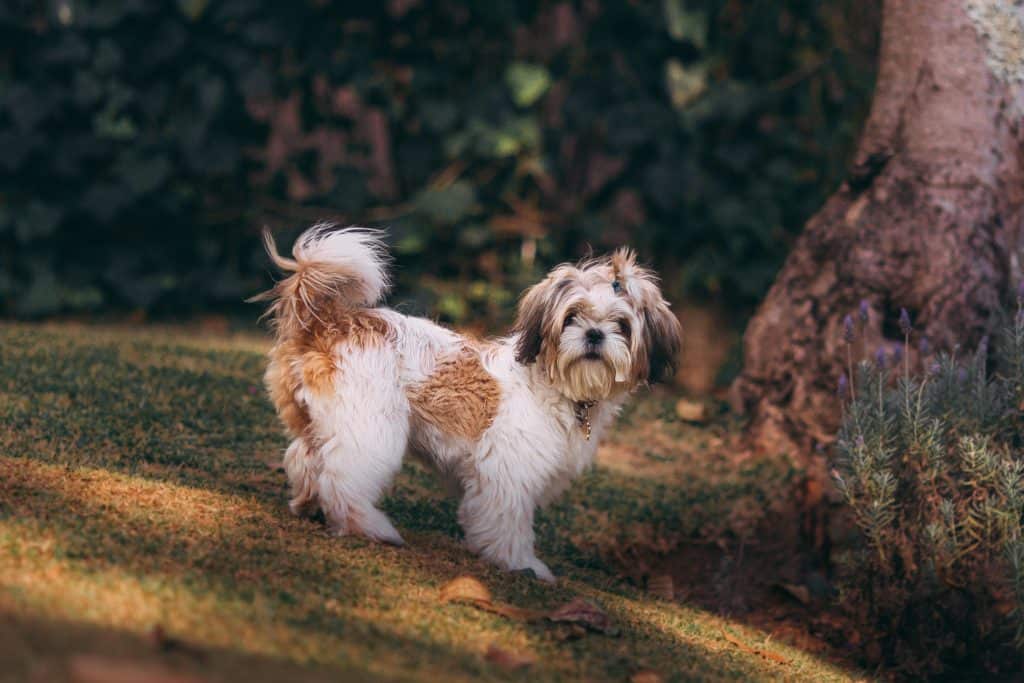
[
  {"left": 263, "top": 225, "right": 677, "bottom": 583},
  {"left": 262, "top": 222, "right": 391, "bottom": 307}
]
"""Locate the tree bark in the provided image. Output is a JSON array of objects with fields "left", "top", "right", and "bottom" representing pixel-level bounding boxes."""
[{"left": 731, "top": 0, "right": 1024, "bottom": 453}]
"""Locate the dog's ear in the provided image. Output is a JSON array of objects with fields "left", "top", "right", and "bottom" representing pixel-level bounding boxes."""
[
  {"left": 611, "top": 249, "right": 683, "bottom": 383},
  {"left": 513, "top": 272, "right": 576, "bottom": 365},
  {"left": 643, "top": 301, "right": 683, "bottom": 383},
  {"left": 513, "top": 279, "right": 553, "bottom": 364}
]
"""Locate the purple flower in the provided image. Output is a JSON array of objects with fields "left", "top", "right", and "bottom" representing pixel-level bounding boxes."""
[
  {"left": 874, "top": 347, "right": 887, "bottom": 369},
  {"left": 957, "top": 367, "right": 968, "bottom": 383},
  {"left": 838, "top": 373, "right": 849, "bottom": 400},
  {"left": 919, "top": 337, "right": 931, "bottom": 355},
  {"left": 891, "top": 343, "right": 904, "bottom": 365},
  {"left": 843, "top": 314, "right": 855, "bottom": 343},
  {"left": 855, "top": 435, "right": 865, "bottom": 448},
  {"left": 898, "top": 308, "right": 912, "bottom": 336},
  {"left": 979, "top": 335, "right": 989, "bottom": 356},
  {"left": 929, "top": 362, "right": 941, "bottom": 375},
  {"left": 859, "top": 299, "right": 870, "bottom": 324},
  {"left": 1017, "top": 280, "right": 1024, "bottom": 302}
]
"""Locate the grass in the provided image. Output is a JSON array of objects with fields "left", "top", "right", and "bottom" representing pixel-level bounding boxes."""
[{"left": 0, "top": 322, "right": 865, "bottom": 682}]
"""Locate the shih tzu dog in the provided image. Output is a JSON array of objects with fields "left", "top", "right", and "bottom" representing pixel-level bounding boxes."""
[{"left": 253, "top": 224, "right": 681, "bottom": 582}]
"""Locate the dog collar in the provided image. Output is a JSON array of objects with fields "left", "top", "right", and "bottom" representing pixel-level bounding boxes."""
[{"left": 573, "top": 400, "right": 598, "bottom": 440}]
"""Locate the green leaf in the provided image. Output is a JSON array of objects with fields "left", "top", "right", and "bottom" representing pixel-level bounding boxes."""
[
  {"left": 436, "top": 293, "right": 468, "bottom": 321},
  {"left": 395, "top": 233, "right": 425, "bottom": 255},
  {"left": 505, "top": 63, "right": 551, "bottom": 108},
  {"left": 484, "top": 117, "right": 541, "bottom": 158},
  {"left": 93, "top": 104, "right": 137, "bottom": 141},
  {"left": 665, "top": 59, "right": 707, "bottom": 110},
  {"left": 178, "top": 0, "right": 209, "bottom": 21},
  {"left": 663, "top": 0, "right": 706, "bottom": 49},
  {"left": 61, "top": 284, "right": 104, "bottom": 310},
  {"left": 413, "top": 181, "right": 477, "bottom": 224}
]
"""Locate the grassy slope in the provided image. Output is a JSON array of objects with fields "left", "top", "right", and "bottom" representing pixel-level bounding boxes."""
[{"left": 0, "top": 323, "right": 862, "bottom": 682}]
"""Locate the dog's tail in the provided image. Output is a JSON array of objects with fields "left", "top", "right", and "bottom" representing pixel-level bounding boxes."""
[{"left": 249, "top": 223, "right": 390, "bottom": 331}]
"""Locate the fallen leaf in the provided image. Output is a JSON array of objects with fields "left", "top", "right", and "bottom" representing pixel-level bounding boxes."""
[
  {"left": 721, "top": 629, "right": 751, "bottom": 651},
  {"left": 776, "top": 582, "right": 811, "bottom": 606},
  {"left": 630, "top": 670, "right": 665, "bottom": 683},
  {"left": 675, "top": 398, "right": 708, "bottom": 422},
  {"left": 720, "top": 629, "right": 790, "bottom": 666},
  {"left": 439, "top": 576, "right": 492, "bottom": 604},
  {"left": 548, "top": 598, "right": 617, "bottom": 635},
  {"left": 484, "top": 644, "right": 536, "bottom": 671},
  {"left": 438, "top": 576, "right": 545, "bottom": 621},
  {"left": 69, "top": 655, "right": 203, "bottom": 683},
  {"left": 554, "top": 623, "right": 588, "bottom": 641},
  {"left": 757, "top": 648, "right": 791, "bottom": 665},
  {"left": 647, "top": 575, "right": 674, "bottom": 601}
]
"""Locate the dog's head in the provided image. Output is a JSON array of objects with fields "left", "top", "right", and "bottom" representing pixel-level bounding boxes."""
[{"left": 513, "top": 249, "right": 682, "bottom": 402}]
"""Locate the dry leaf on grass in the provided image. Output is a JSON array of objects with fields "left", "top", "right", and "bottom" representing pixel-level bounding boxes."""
[
  {"left": 548, "top": 597, "right": 618, "bottom": 635},
  {"left": 630, "top": 670, "right": 665, "bottom": 683},
  {"left": 484, "top": 644, "right": 536, "bottom": 671},
  {"left": 439, "top": 575, "right": 492, "bottom": 603},
  {"left": 439, "top": 576, "right": 617, "bottom": 634},
  {"left": 647, "top": 574, "right": 674, "bottom": 601},
  {"left": 555, "top": 624, "right": 589, "bottom": 642},
  {"left": 776, "top": 582, "right": 811, "bottom": 606},
  {"left": 438, "top": 576, "right": 545, "bottom": 621},
  {"left": 675, "top": 398, "right": 708, "bottom": 422},
  {"left": 720, "top": 629, "right": 790, "bottom": 665},
  {"left": 69, "top": 655, "right": 203, "bottom": 683}
]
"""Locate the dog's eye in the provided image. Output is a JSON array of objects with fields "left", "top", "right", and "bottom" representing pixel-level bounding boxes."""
[
  {"left": 563, "top": 313, "right": 577, "bottom": 329},
  {"left": 612, "top": 279, "right": 622, "bottom": 293},
  {"left": 616, "top": 318, "right": 631, "bottom": 340}
]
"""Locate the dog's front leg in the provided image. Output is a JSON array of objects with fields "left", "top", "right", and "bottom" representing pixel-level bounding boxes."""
[{"left": 458, "top": 479, "right": 555, "bottom": 583}]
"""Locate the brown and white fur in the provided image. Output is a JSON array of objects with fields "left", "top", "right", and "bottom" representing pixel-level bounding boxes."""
[{"left": 253, "top": 223, "right": 682, "bottom": 582}]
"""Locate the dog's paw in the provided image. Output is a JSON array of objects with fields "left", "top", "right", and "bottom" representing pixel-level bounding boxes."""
[
  {"left": 513, "top": 559, "right": 556, "bottom": 584},
  {"left": 376, "top": 530, "right": 406, "bottom": 547},
  {"left": 288, "top": 496, "right": 320, "bottom": 519},
  {"left": 353, "top": 506, "right": 406, "bottom": 547}
]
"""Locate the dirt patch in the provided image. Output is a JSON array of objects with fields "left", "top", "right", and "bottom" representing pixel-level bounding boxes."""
[{"left": 601, "top": 492, "right": 866, "bottom": 678}]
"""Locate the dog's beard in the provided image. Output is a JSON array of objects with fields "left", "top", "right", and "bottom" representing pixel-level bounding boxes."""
[{"left": 552, "top": 335, "right": 633, "bottom": 402}]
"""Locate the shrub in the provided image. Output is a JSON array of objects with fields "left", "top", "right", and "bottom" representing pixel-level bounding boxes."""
[
  {"left": 832, "top": 306, "right": 1024, "bottom": 676},
  {"left": 0, "top": 1, "right": 877, "bottom": 320}
]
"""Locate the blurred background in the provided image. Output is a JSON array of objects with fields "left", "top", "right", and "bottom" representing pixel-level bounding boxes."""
[{"left": 0, "top": 0, "right": 878, "bottom": 388}]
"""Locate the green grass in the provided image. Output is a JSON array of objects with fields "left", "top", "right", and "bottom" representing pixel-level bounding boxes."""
[{"left": 0, "top": 323, "right": 863, "bottom": 682}]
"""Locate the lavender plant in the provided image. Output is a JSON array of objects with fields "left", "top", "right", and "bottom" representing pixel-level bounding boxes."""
[{"left": 832, "top": 303, "right": 1024, "bottom": 676}]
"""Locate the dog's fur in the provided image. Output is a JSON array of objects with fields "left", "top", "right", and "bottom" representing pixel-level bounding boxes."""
[{"left": 253, "top": 224, "right": 682, "bottom": 582}]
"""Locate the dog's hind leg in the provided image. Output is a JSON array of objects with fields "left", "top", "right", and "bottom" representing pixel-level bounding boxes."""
[
  {"left": 305, "top": 345, "right": 409, "bottom": 546},
  {"left": 283, "top": 438, "right": 320, "bottom": 518}
]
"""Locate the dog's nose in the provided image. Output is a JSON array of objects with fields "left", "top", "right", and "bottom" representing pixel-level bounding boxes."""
[{"left": 585, "top": 328, "right": 605, "bottom": 345}]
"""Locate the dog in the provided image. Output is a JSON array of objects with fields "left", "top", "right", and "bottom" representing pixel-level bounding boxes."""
[{"left": 252, "top": 224, "right": 682, "bottom": 582}]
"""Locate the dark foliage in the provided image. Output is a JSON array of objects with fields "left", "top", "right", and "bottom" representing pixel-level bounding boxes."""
[
  {"left": 833, "top": 308, "right": 1024, "bottom": 677},
  {"left": 0, "top": 0, "right": 876, "bottom": 322}
]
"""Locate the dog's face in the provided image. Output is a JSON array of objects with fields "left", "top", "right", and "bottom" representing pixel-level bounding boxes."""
[{"left": 513, "top": 249, "right": 682, "bottom": 402}]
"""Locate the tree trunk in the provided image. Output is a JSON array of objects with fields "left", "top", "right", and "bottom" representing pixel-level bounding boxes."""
[{"left": 731, "top": 0, "right": 1024, "bottom": 453}]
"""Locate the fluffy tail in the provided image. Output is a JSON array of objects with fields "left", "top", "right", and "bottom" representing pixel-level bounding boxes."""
[{"left": 250, "top": 223, "right": 390, "bottom": 331}]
